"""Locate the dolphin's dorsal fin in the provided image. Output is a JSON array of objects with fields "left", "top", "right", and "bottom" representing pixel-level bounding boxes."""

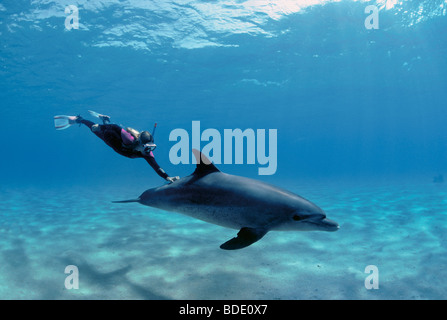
[{"left": 192, "top": 149, "right": 220, "bottom": 176}]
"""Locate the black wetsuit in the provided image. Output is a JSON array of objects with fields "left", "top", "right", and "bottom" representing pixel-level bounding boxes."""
[{"left": 79, "top": 119, "right": 169, "bottom": 180}]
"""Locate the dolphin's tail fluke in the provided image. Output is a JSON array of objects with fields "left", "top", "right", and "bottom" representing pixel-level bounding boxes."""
[{"left": 112, "top": 198, "right": 141, "bottom": 204}]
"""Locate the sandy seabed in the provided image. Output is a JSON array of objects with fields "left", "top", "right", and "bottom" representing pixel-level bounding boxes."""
[{"left": 1, "top": 179, "right": 446, "bottom": 299}]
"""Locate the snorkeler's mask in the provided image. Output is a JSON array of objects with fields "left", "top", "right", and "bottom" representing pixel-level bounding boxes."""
[
  {"left": 137, "top": 130, "right": 156, "bottom": 155},
  {"left": 142, "top": 143, "right": 157, "bottom": 154}
]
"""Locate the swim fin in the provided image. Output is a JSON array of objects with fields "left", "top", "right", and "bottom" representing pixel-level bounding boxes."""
[
  {"left": 88, "top": 110, "right": 110, "bottom": 124},
  {"left": 54, "top": 115, "right": 77, "bottom": 130}
]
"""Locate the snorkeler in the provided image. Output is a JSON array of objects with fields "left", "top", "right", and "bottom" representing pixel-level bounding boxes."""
[{"left": 54, "top": 111, "right": 179, "bottom": 183}]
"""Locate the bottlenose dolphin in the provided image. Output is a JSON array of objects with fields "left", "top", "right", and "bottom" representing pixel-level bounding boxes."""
[{"left": 114, "top": 149, "right": 339, "bottom": 250}]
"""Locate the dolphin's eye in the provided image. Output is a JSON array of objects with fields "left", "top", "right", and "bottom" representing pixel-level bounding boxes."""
[{"left": 293, "top": 215, "right": 303, "bottom": 221}]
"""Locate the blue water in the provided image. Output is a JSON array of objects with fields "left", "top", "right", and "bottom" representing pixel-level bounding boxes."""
[{"left": 1, "top": 0, "right": 447, "bottom": 299}]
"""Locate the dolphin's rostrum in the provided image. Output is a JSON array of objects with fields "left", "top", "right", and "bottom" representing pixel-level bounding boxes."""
[{"left": 114, "top": 149, "right": 339, "bottom": 250}]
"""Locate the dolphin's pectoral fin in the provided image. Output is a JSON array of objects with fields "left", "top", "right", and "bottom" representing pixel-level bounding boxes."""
[{"left": 220, "top": 227, "right": 268, "bottom": 250}]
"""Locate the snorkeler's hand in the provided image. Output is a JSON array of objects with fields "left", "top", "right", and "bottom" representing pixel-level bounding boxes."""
[{"left": 166, "top": 176, "right": 180, "bottom": 183}]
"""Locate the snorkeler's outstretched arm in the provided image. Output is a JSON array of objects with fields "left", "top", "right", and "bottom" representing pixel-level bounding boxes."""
[{"left": 143, "top": 154, "right": 171, "bottom": 180}]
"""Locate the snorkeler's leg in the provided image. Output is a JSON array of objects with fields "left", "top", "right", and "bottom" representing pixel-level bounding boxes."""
[
  {"left": 71, "top": 117, "right": 129, "bottom": 156},
  {"left": 76, "top": 118, "right": 96, "bottom": 130},
  {"left": 72, "top": 116, "right": 107, "bottom": 140},
  {"left": 88, "top": 110, "right": 111, "bottom": 124},
  {"left": 102, "top": 124, "right": 126, "bottom": 150}
]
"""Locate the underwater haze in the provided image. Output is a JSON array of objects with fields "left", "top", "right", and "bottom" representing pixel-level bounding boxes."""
[{"left": 1, "top": 0, "right": 447, "bottom": 299}]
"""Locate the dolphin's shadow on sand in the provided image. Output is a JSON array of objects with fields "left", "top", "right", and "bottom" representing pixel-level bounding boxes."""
[{"left": 60, "top": 252, "right": 168, "bottom": 299}]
